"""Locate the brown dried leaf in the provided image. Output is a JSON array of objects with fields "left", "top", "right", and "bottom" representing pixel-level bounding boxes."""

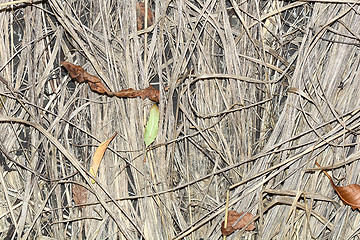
[
  {"left": 84, "top": 72, "right": 101, "bottom": 83},
  {"left": 72, "top": 184, "right": 87, "bottom": 208},
  {"left": 221, "top": 211, "right": 255, "bottom": 236},
  {"left": 89, "top": 82, "right": 110, "bottom": 95},
  {"left": 112, "top": 85, "right": 159, "bottom": 103},
  {"left": 61, "top": 62, "right": 160, "bottom": 102},
  {"left": 61, "top": 61, "right": 86, "bottom": 83},
  {"left": 90, "top": 133, "right": 117, "bottom": 183},
  {"left": 316, "top": 161, "right": 360, "bottom": 210},
  {"left": 136, "top": 2, "right": 154, "bottom": 31},
  {"left": 61, "top": 61, "right": 106, "bottom": 86}
]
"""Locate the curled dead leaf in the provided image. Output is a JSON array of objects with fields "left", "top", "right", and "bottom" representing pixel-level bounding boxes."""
[
  {"left": 316, "top": 161, "right": 360, "bottom": 210},
  {"left": 112, "top": 86, "right": 159, "bottom": 103},
  {"left": 221, "top": 210, "right": 255, "bottom": 236},
  {"left": 89, "top": 82, "right": 110, "bottom": 95},
  {"left": 61, "top": 61, "right": 159, "bottom": 103},
  {"left": 61, "top": 61, "right": 86, "bottom": 83},
  {"left": 136, "top": 2, "right": 154, "bottom": 30}
]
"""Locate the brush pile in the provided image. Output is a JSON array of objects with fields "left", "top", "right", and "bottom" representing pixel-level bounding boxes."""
[{"left": 0, "top": 0, "right": 359, "bottom": 239}]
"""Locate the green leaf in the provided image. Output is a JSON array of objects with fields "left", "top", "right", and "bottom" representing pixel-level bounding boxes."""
[{"left": 144, "top": 104, "right": 159, "bottom": 147}]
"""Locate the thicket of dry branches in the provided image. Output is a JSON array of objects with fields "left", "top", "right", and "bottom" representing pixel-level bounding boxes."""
[{"left": 0, "top": 0, "right": 360, "bottom": 239}]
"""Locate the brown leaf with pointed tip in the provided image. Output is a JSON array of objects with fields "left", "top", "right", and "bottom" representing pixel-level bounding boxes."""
[
  {"left": 72, "top": 184, "right": 88, "bottom": 208},
  {"left": 316, "top": 161, "right": 360, "bottom": 210},
  {"left": 136, "top": 2, "right": 154, "bottom": 30},
  {"left": 221, "top": 211, "right": 255, "bottom": 236},
  {"left": 90, "top": 133, "right": 117, "bottom": 183},
  {"left": 61, "top": 61, "right": 160, "bottom": 102}
]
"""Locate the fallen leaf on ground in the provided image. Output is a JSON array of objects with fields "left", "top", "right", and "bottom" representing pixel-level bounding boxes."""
[
  {"left": 221, "top": 210, "right": 255, "bottom": 236},
  {"left": 315, "top": 161, "right": 360, "bottom": 210},
  {"left": 61, "top": 62, "right": 159, "bottom": 103},
  {"left": 144, "top": 104, "right": 159, "bottom": 147},
  {"left": 90, "top": 133, "right": 117, "bottom": 183}
]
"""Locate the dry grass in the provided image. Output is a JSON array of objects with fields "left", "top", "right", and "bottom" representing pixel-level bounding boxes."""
[{"left": 0, "top": 0, "right": 360, "bottom": 239}]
